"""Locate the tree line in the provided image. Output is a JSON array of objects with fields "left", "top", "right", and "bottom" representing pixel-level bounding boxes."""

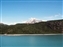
[{"left": 0, "top": 19, "right": 63, "bottom": 34}]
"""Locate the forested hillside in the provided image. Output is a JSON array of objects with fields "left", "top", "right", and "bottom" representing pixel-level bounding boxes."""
[{"left": 0, "top": 19, "right": 63, "bottom": 34}]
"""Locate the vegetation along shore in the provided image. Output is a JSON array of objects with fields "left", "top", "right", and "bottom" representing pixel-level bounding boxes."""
[{"left": 0, "top": 19, "right": 63, "bottom": 34}]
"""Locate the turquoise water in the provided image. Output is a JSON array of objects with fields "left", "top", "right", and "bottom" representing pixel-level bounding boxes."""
[{"left": 0, "top": 35, "right": 63, "bottom": 47}]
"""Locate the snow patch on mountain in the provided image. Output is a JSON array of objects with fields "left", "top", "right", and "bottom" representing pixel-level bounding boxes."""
[
  {"left": 26, "top": 18, "right": 42, "bottom": 24},
  {"left": 0, "top": 18, "right": 47, "bottom": 25}
]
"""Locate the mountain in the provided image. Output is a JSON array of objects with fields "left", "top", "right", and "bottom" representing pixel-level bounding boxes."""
[
  {"left": 26, "top": 18, "right": 42, "bottom": 24},
  {"left": 0, "top": 19, "right": 63, "bottom": 34}
]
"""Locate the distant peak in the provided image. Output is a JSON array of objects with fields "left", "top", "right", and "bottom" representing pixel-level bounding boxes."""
[{"left": 26, "top": 18, "right": 42, "bottom": 24}]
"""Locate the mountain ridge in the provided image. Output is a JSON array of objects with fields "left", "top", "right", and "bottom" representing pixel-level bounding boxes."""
[{"left": 0, "top": 19, "right": 63, "bottom": 34}]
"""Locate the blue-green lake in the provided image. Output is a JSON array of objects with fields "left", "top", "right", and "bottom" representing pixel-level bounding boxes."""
[{"left": 0, "top": 35, "right": 63, "bottom": 47}]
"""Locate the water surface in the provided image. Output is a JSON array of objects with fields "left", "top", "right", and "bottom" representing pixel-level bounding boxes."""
[{"left": 0, "top": 35, "right": 63, "bottom": 47}]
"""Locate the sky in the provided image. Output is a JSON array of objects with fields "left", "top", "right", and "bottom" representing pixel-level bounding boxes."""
[{"left": 0, "top": 0, "right": 63, "bottom": 25}]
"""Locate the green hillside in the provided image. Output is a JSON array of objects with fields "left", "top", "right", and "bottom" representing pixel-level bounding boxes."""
[{"left": 0, "top": 19, "right": 63, "bottom": 34}]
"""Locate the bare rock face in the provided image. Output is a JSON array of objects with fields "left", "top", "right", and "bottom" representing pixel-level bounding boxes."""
[{"left": 46, "top": 19, "right": 63, "bottom": 33}]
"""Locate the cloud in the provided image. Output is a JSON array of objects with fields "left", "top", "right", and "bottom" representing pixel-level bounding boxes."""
[
  {"left": 21, "top": 17, "right": 47, "bottom": 24},
  {"left": 54, "top": 13, "right": 61, "bottom": 17},
  {"left": 1, "top": 22, "right": 17, "bottom": 25},
  {"left": 44, "top": 13, "right": 62, "bottom": 20},
  {"left": 1, "top": 13, "right": 62, "bottom": 25},
  {"left": 23, "top": 18, "right": 42, "bottom": 24},
  {"left": 62, "top": 15, "right": 63, "bottom": 18},
  {"left": 2, "top": 18, "right": 41, "bottom": 25},
  {"left": 21, "top": 21, "right": 27, "bottom": 23}
]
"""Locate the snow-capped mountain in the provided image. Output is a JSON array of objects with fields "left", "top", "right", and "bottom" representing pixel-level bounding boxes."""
[
  {"left": 26, "top": 18, "right": 42, "bottom": 24},
  {"left": 0, "top": 18, "right": 46, "bottom": 25}
]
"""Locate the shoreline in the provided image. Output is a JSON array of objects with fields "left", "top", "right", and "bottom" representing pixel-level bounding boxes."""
[{"left": 0, "top": 34, "right": 63, "bottom": 36}]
